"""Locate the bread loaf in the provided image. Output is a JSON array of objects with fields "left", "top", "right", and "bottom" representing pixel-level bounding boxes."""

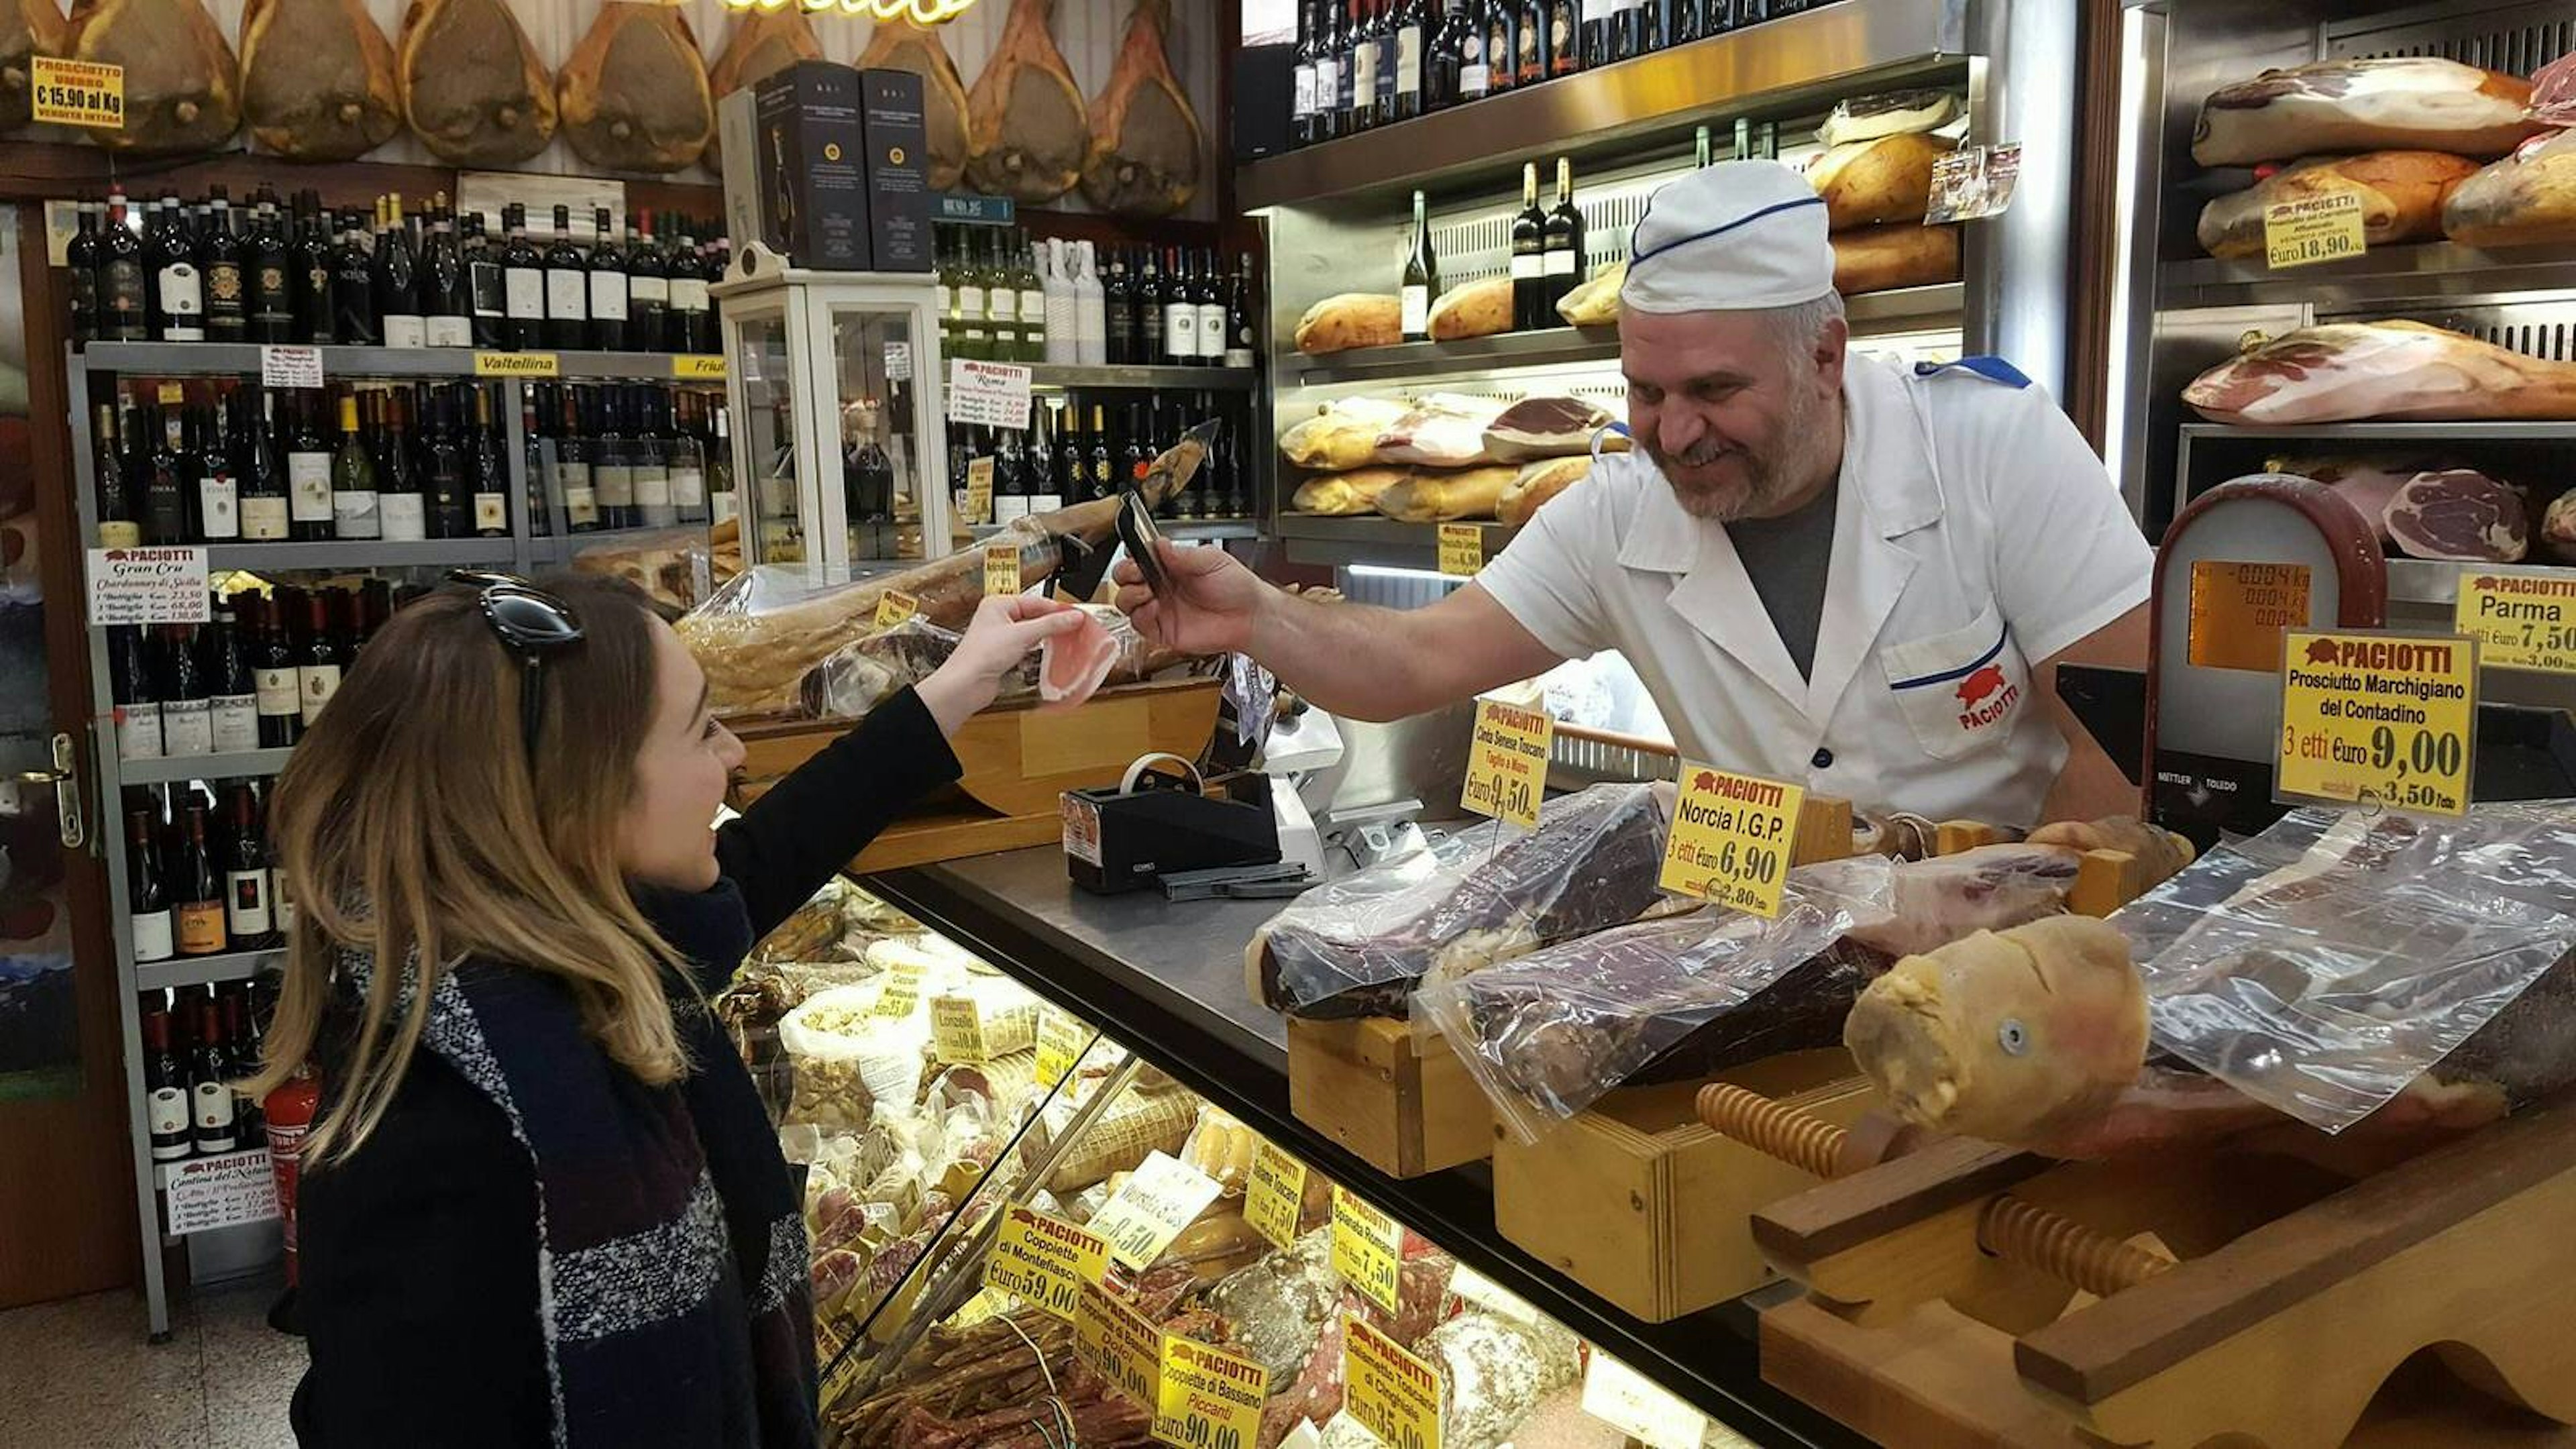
[
  {"left": 2192, "top": 57, "right": 2538, "bottom": 167},
  {"left": 1376, "top": 465, "right": 1517, "bottom": 523},
  {"left": 1291, "top": 466, "right": 1406, "bottom": 516},
  {"left": 1809, "top": 133, "right": 1955, "bottom": 231},
  {"left": 1429, "top": 276, "right": 1514, "bottom": 341},
  {"left": 1279, "top": 398, "right": 1407, "bottom": 471},
  {"left": 1556, "top": 260, "right": 1623, "bottom": 326},
  {"left": 1294, "top": 292, "right": 1402, "bottom": 354},
  {"left": 1497, "top": 457, "right": 1588, "bottom": 527},
  {"left": 2198, "top": 151, "right": 2477, "bottom": 258},
  {"left": 1831, "top": 223, "right": 1961, "bottom": 295},
  {"left": 2445, "top": 129, "right": 2576, "bottom": 248}
]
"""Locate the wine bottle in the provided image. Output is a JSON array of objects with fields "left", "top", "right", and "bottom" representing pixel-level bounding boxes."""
[
  {"left": 285, "top": 389, "right": 334, "bottom": 541},
  {"left": 1578, "top": 0, "right": 1613, "bottom": 68},
  {"left": 1056, "top": 398, "right": 1087, "bottom": 504},
  {"left": 1162, "top": 247, "right": 1199, "bottom": 364},
  {"left": 376, "top": 389, "right": 427, "bottom": 541},
  {"left": 1401, "top": 189, "right": 1438, "bottom": 342},
  {"left": 250, "top": 592, "right": 301, "bottom": 747},
  {"left": 1224, "top": 253, "right": 1258, "bottom": 368},
  {"left": 1137, "top": 246, "right": 1166, "bottom": 364},
  {"left": 100, "top": 189, "right": 148, "bottom": 342},
  {"left": 1291, "top": 0, "right": 1321, "bottom": 147},
  {"left": 627, "top": 209, "right": 669, "bottom": 352},
  {"left": 298, "top": 588, "right": 343, "bottom": 726},
  {"left": 558, "top": 388, "right": 599, "bottom": 533},
  {"left": 112, "top": 625, "right": 163, "bottom": 761},
  {"left": 502, "top": 204, "right": 545, "bottom": 350},
  {"left": 331, "top": 391, "right": 380, "bottom": 541},
  {"left": 1194, "top": 250, "right": 1228, "bottom": 368},
  {"left": 587, "top": 207, "right": 629, "bottom": 351},
  {"left": 1016, "top": 233, "right": 1048, "bottom": 364},
  {"left": 1671, "top": 0, "right": 1702, "bottom": 42},
  {"left": 1485, "top": 1, "right": 1517, "bottom": 93},
  {"left": 423, "top": 203, "right": 470, "bottom": 347},
  {"left": 204, "top": 597, "right": 258, "bottom": 755},
  {"left": 172, "top": 804, "right": 227, "bottom": 960},
  {"left": 1347, "top": 0, "right": 1377, "bottom": 132},
  {"left": 160, "top": 621, "right": 211, "bottom": 759},
  {"left": 292, "top": 193, "right": 335, "bottom": 345},
  {"left": 708, "top": 405, "right": 737, "bottom": 527},
  {"left": 668, "top": 392, "right": 708, "bottom": 523},
  {"left": 672, "top": 219, "right": 716, "bottom": 354},
  {"left": 129, "top": 810, "right": 174, "bottom": 964},
  {"left": 1102, "top": 249, "right": 1134, "bottom": 365},
  {"left": 96, "top": 403, "right": 142, "bottom": 547},
  {"left": 189, "top": 987, "right": 237, "bottom": 1148},
  {"left": 592, "top": 386, "right": 635, "bottom": 529},
  {"left": 985, "top": 231, "right": 1021, "bottom": 362},
  {"left": 469, "top": 384, "right": 509, "bottom": 537},
  {"left": 195, "top": 401, "right": 239, "bottom": 543},
  {"left": 143, "top": 399, "right": 192, "bottom": 545},
  {"left": 1072, "top": 240, "right": 1108, "bottom": 366},
  {"left": 1431, "top": 0, "right": 1477, "bottom": 109},
  {"left": 66, "top": 201, "right": 100, "bottom": 346},
  {"left": 422, "top": 384, "right": 470, "bottom": 539},
  {"left": 955, "top": 235, "right": 990, "bottom": 361},
  {"left": 1627, "top": 0, "right": 1660, "bottom": 55},
  {"left": 201, "top": 186, "right": 248, "bottom": 343},
  {"left": 545, "top": 204, "right": 588, "bottom": 352},
  {"left": 1511, "top": 162, "right": 1546, "bottom": 329},
  {"left": 1544, "top": 157, "right": 1586, "bottom": 311},
  {"left": 249, "top": 189, "right": 295, "bottom": 345},
  {"left": 1392, "top": 0, "right": 1427, "bottom": 123},
  {"left": 142, "top": 998, "right": 190, "bottom": 1156},
  {"left": 631, "top": 385, "right": 674, "bottom": 528},
  {"left": 1315, "top": 0, "right": 1345, "bottom": 141},
  {"left": 462, "top": 212, "right": 504, "bottom": 348},
  {"left": 1087, "top": 403, "right": 1115, "bottom": 503},
  {"left": 223, "top": 783, "right": 274, "bottom": 951},
  {"left": 331, "top": 209, "right": 377, "bottom": 346},
  {"left": 150, "top": 193, "right": 205, "bottom": 342}
]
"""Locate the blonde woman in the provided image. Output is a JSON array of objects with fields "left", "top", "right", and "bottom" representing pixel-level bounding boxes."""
[{"left": 249, "top": 572, "right": 1081, "bottom": 1448}]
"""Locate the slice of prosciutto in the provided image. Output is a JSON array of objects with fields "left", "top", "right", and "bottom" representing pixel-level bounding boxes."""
[
  {"left": 1373, "top": 394, "right": 1505, "bottom": 468},
  {"left": 2384, "top": 469, "right": 2529, "bottom": 562},
  {"left": 2182, "top": 321, "right": 2576, "bottom": 425},
  {"left": 1038, "top": 607, "right": 1126, "bottom": 708},
  {"left": 1482, "top": 396, "right": 1615, "bottom": 462},
  {"left": 2191, "top": 57, "right": 2538, "bottom": 167}
]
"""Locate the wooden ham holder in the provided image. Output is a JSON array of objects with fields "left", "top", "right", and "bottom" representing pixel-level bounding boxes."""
[
  {"left": 1489, "top": 810, "right": 2165, "bottom": 1323},
  {"left": 729, "top": 677, "right": 1225, "bottom": 871},
  {"left": 1745, "top": 1092, "right": 2576, "bottom": 1447}
]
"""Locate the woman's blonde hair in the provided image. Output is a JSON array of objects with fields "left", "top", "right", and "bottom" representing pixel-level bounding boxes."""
[{"left": 246, "top": 574, "right": 688, "bottom": 1165}]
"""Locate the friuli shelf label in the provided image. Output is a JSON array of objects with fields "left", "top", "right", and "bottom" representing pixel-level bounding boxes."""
[
  {"left": 1330, "top": 1185, "right": 1403, "bottom": 1316},
  {"left": 1343, "top": 1313, "right": 1444, "bottom": 1449},
  {"left": 32, "top": 58, "right": 121, "bottom": 129},
  {"left": 474, "top": 350, "right": 559, "bottom": 377},
  {"left": 1658, "top": 762, "right": 1805, "bottom": 917},
  {"left": 1437, "top": 523, "right": 1483, "bottom": 577},
  {"left": 2455, "top": 569, "right": 2576, "bottom": 675},
  {"left": 2263, "top": 192, "right": 2367, "bottom": 270},
  {"left": 1075, "top": 1278, "right": 1162, "bottom": 1410},
  {"left": 2276, "top": 629, "right": 2476, "bottom": 816},
  {"left": 1460, "top": 698, "right": 1552, "bottom": 830},
  {"left": 983, "top": 1206, "right": 1109, "bottom": 1322},
  {"left": 1154, "top": 1336, "right": 1267, "bottom": 1449},
  {"left": 1243, "top": 1140, "right": 1307, "bottom": 1250},
  {"left": 671, "top": 354, "right": 727, "bottom": 379}
]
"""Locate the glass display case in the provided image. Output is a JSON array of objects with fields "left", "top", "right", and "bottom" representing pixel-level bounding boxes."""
[{"left": 712, "top": 248, "right": 954, "bottom": 572}]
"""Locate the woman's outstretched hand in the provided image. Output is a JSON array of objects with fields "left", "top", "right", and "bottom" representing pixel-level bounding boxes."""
[{"left": 916, "top": 594, "right": 1089, "bottom": 735}]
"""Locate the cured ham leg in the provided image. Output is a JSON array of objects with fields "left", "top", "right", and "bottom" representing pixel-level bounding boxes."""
[
  {"left": 1081, "top": 0, "right": 1203, "bottom": 218},
  {"left": 239, "top": 0, "right": 401, "bottom": 161},
  {"left": 397, "top": 0, "right": 555, "bottom": 166},
  {"left": 69, "top": 0, "right": 239, "bottom": 154},
  {"left": 1, "top": 0, "right": 68, "bottom": 133},
  {"left": 965, "top": 0, "right": 1085, "bottom": 203},
  {"left": 2184, "top": 321, "right": 2576, "bottom": 424},
  {"left": 558, "top": 1, "right": 714, "bottom": 174}
]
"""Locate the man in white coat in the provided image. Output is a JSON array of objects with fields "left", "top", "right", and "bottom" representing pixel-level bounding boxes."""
[{"left": 1116, "top": 160, "right": 2151, "bottom": 827}]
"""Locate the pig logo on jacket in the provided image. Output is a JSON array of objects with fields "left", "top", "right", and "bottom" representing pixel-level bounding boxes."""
[{"left": 1955, "top": 663, "right": 2019, "bottom": 731}]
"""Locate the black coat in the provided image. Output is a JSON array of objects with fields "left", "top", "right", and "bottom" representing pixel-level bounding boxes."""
[{"left": 290, "top": 690, "right": 959, "bottom": 1447}]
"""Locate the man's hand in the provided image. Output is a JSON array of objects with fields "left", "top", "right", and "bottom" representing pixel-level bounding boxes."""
[
  {"left": 916, "top": 594, "right": 1088, "bottom": 734},
  {"left": 1112, "top": 541, "right": 1268, "bottom": 655}
]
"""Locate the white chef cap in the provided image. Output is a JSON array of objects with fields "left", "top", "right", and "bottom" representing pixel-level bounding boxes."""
[{"left": 1621, "top": 160, "right": 1832, "bottom": 315}]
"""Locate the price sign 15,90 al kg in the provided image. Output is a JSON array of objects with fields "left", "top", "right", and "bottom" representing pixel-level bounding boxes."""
[{"left": 2276, "top": 629, "right": 2476, "bottom": 817}]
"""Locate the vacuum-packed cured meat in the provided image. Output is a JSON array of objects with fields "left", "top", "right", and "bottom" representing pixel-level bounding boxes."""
[
  {"left": 2191, "top": 57, "right": 2537, "bottom": 168},
  {"left": 2183, "top": 321, "right": 2576, "bottom": 425},
  {"left": 1375, "top": 465, "right": 1515, "bottom": 523},
  {"left": 1496, "top": 458, "right": 1588, "bottom": 527},
  {"left": 1555, "top": 262, "right": 1623, "bottom": 326},
  {"left": 2444, "top": 128, "right": 2576, "bottom": 248},
  {"left": 1280, "top": 398, "right": 1407, "bottom": 472},
  {"left": 2196, "top": 152, "right": 2477, "bottom": 258},
  {"left": 1482, "top": 396, "right": 1615, "bottom": 462},
  {"left": 1371, "top": 396, "right": 1503, "bottom": 468},
  {"left": 1817, "top": 88, "right": 1960, "bottom": 147},
  {"left": 2383, "top": 468, "right": 2528, "bottom": 561},
  {"left": 1289, "top": 466, "right": 1405, "bottom": 516},
  {"left": 1428, "top": 276, "right": 1514, "bottom": 341},
  {"left": 1245, "top": 782, "right": 1674, "bottom": 1019},
  {"left": 1829, "top": 222, "right": 1960, "bottom": 296},
  {"left": 2542, "top": 492, "right": 2576, "bottom": 561},
  {"left": 1294, "top": 294, "right": 1402, "bottom": 355}
]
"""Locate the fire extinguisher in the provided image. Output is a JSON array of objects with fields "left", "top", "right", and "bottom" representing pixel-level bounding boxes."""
[{"left": 264, "top": 1067, "right": 320, "bottom": 1302}]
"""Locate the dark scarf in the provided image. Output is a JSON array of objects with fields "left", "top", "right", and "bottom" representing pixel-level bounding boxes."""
[{"left": 347, "top": 881, "right": 816, "bottom": 1449}]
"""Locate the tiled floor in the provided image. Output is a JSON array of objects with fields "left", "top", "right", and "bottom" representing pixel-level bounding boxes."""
[{"left": 0, "top": 1279, "right": 301, "bottom": 1449}]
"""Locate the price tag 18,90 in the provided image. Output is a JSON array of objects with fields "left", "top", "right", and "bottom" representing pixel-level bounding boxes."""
[
  {"left": 1243, "top": 1140, "right": 1308, "bottom": 1251},
  {"left": 1461, "top": 697, "right": 1554, "bottom": 831},
  {"left": 1580, "top": 1352, "right": 1710, "bottom": 1449},
  {"left": 1331, "top": 1186, "right": 1405, "bottom": 1316},
  {"left": 1155, "top": 1336, "right": 1268, "bottom": 1449},
  {"left": 984, "top": 541, "right": 1022, "bottom": 596},
  {"left": 871, "top": 959, "right": 924, "bottom": 1019},
  {"left": 1658, "top": 761, "right": 1806, "bottom": 918},
  {"left": 1075, "top": 1278, "right": 1163, "bottom": 1409},
  {"left": 2455, "top": 569, "right": 2576, "bottom": 676},
  {"left": 2276, "top": 629, "right": 2477, "bottom": 816},
  {"left": 928, "top": 994, "right": 987, "bottom": 1064},
  {"left": 2263, "top": 192, "right": 2368, "bottom": 270},
  {"left": 1437, "top": 523, "right": 1483, "bottom": 577},
  {"left": 1089, "top": 1150, "right": 1226, "bottom": 1271},
  {"left": 1344, "top": 1313, "right": 1444, "bottom": 1449},
  {"left": 983, "top": 1206, "right": 1110, "bottom": 1322}
]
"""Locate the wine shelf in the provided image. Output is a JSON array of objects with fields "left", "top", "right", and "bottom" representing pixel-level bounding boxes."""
[
  {"left": 207, "top": 539, "right": 519, "bottom": 572},
  {"left": 2157, "top": 241, "right": 2576, "bottom": 312},
  {"left": 1027, "top": 363, "right": 1260, "bottom": 392},
  {"left": 117, "top": 748, "right": 295, "bottom": 786},
  {"left": 1273, "top": 514, "right": 1519, "bottom": 569},
  {"left": 78, "top": 341, "right": 720, "bottom": 380},
  {"left": 136, "top": 948, "right": 283, "bottom": 994}
]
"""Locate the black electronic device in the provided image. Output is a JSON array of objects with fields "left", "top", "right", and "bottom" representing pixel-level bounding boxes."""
[
  {"left": 1063, "top": 755, "right": 1282, "bottom": 894},
  {"left": 1118, "top": 489, "right": 1171, "bottom": 596},
  {"left": 1232, "top": 44, "right": 1296, "bottom": 163}
]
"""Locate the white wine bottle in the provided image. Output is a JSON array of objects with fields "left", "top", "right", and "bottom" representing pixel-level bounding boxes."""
[{"left": 1401, "top": 189, "right": 1439, "bottom": 343}]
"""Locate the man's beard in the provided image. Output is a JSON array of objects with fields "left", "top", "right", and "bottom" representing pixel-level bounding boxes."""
[{"left": 1652, "top": 380, "right": 1831, "bottom": 523}]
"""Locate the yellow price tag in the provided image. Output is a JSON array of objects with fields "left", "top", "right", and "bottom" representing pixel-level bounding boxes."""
[
  {"left": 1075, "top": 1278, "right": 1165, "bottom": 1408},
  {"left": 871, "top": 959, "right": 924, "bottom": 1019},
  {"left": 2455, "top": 569, "right": 2576, "bottom": 676},
  {"left": 671, "top": 354, "right": 727, "bottom": 379},
  {"left": 2189, "top": 561, "right": 2312, "bottom": 673},
  {"left": 1580, "top": 1352, "right": 1710, "bottom": 1449},
  {"left": 1437, "top": 523, "right": 1483, "bottom": 577},
  {"left": 156, "top": 381, "right": 184, "bottom": 406},
  {"left": 983, "top": 1206, "right": 1110, "bottom": 1321},
  {"left": 874, "top": 589, "right": 920, "bottom": 631},
  {"left": 1461, "top": 697, "right": 1553, "bottom": 830},
  {"left": 1343, "top": 1312, "right": 1444, "bottom": 1449},
  {"left": 965, "top": 455, "right": 995, "bottom": 525},
  {"left": 1155, "top": 1336, "right": 1269, "bottom": 1449},
  {"left": 2277, "top": 630, "right": 2477, "bottom": 816},
  {"left": 31, "top": 58, "right": 123, "bottom": 129},
  {"left": 818, "top": 1345, "right": 869, "bottom": 1410},
  {"left": 1659, "top": 762, "right": 1805, "bottom": 917},
  {"left": 474, "top": 351, "right": 560, "bottom": 377},
  {"left": 984, "top": 541, "right": 1022, "bottom": 596},
  {"left": 1331, "top": 1186, "right": 1404, "bottom": 1316},
  {"left": 1244, "top": 1141, "right": 1307, "bottom": 1251},
  {"left": 1089, "top": 1150, "right": 1226, "bottom": 1271},
  {"left": 1034, "top": 1006, "right": 1091, "bottom": 1089},
  {"left": 928, "top": 994, "right": 987, "bottom": 1064},
  {"left": 2263, "top": 192, "right": 2367, "bottom": 270}
]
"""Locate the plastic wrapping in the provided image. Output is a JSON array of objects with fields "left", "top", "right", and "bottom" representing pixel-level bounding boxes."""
[
  {"left": 2117, "top": 802, "right": 2576, "bottom": 1133},
  {"left": 799, "top": 605, "right": 1177, "bottom": 722},
  {"left": 1417, "top": 859, "right": 1886, "bottom": 1142},
  {"left": 1245, "top": 782, "right": 1676, "bottom": 1020}
]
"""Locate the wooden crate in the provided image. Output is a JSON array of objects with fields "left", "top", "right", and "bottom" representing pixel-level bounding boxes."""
[
  {"left": 1491, "top": 1049, "right": 1877, "bottom": 1322},
  {"left": 1752, "top": 1097, "right": 2576, "bottom": 1447},
  {"left": 1285, "top": 1017, "right": 1491, "bottom": 1179},
  {"left": 730, "top": 678, "right": 1224, "bottom": 871}
]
